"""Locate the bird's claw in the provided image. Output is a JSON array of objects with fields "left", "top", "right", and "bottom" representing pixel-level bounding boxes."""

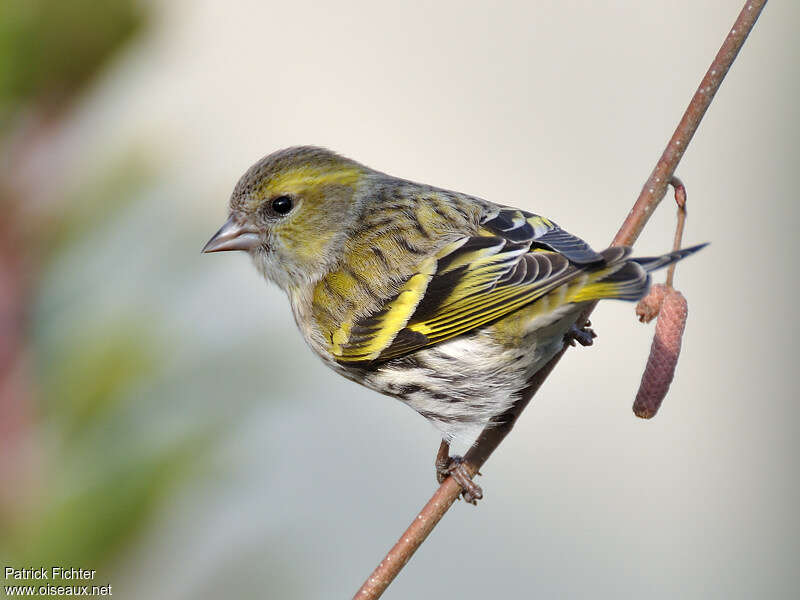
[
  {"left": 566, "top": 320, "right": 597, "bottom": 347},
  {"left": 435, "top": 453, "right": 483, "bottom": 505}
]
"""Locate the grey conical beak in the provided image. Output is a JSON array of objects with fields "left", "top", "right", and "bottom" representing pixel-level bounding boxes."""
[{"left": 203, "top": 216, "right": 261, "bottom": 253}]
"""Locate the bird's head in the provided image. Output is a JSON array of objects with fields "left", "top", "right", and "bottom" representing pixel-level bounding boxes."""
[{"left": 203, "top": 146, "right": 369, "bottom": 290}]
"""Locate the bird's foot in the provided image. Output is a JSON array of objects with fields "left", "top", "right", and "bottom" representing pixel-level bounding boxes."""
[
  {"left": 435, "top": 441, "right": 483, "bottom": 505},
  {"left": 566, "top": 320, "right": 597, "bottom": 347}
]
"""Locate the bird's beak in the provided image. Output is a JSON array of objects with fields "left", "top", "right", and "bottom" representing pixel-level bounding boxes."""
[{"left": 202, "top": 216, "right": 261, "bottom": 253}]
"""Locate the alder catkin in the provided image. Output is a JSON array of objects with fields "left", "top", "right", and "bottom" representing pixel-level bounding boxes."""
[{"left": 633, "top": 288, "right": 688, "bottom": 419}]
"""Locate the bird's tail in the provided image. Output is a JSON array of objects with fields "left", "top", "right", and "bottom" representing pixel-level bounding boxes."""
[
  {"left": 631, "top": 243, "right": 709, "bottom": 272},
  {"left": 567, "top": 243, "right": 707, "bottom": 303}
]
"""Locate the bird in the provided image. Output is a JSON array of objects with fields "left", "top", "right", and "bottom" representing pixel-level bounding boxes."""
[{"left": 203, "top": 146, "right": 704, "bottom": 501}]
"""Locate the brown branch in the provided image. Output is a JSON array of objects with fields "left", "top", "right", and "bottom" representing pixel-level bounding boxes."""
[
  {"left": 353, "top": 2, "right": 768, "bottom": 598},
  {"left": 666, "top": 177, "right": 687, "bottom": 288}
]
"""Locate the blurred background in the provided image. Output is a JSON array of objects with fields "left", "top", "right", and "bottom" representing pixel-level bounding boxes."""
[{"left": 1, "top": 1, "right": 797, "bottom": 598}]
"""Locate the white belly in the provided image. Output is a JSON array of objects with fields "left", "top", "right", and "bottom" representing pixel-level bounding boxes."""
[{"left": 359, "top": 310, "right": 579, "bottom": 447}]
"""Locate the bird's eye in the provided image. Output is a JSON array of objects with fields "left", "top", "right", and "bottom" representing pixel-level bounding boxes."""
[{"left": 271, "top": 195, "right": 293, "bottom": 215}]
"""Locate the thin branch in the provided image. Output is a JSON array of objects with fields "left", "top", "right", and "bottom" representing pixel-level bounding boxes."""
[
  {"left": 666, "top": 177, "right": 687, "bottom": 288},
  {"left": 353, "top": 2, "right": 767, "bottom": 598}
]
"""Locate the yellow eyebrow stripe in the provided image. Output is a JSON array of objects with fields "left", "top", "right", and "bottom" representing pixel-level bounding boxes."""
[{"left": 263, "top": 166, "right": 363, "bottom": 195}]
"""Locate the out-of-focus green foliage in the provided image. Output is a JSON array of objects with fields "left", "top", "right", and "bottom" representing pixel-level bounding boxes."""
[
  {"left": 0, "top": 154, "right": 202, "bottom": 589},
  {"left": 41, "top": 149, "right": 156, "bottom": 258},
  {"left": 40, "top": 321, "right": 159, "bottom": 437},
  {"left": 0, "top": 0, "right": 144, "bottom": 126},
  {"left": 5, "top": 433, "right": 208, "bottom": 576},
  {"left": 0, "top": 1, "right": 222, "bottom": 592}
]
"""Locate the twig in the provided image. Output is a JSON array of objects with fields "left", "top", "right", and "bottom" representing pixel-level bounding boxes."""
[
  {"left": 666, "top": 177, "right": 687, "bottom": 288},
  {"left": 353, "top": 2, "right": 767, "bottom": 598}
]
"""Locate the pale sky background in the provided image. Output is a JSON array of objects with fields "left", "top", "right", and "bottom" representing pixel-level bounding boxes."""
[{"left": 37, "top": 1, "right": 799, "bottom": 598}]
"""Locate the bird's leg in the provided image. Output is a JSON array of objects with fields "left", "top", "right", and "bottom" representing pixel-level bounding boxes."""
[
  {"left": 566, "top": 319, "right": 597, "bottom": 347},
  {"left": 434, "top": 440, "right": 451, "bottom": 484},
  {"left": 435, "top": 440, "right": 483, "bottom": 504}
]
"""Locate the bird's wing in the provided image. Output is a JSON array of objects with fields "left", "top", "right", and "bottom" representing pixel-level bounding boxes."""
[
  {"left": 479, "top": 207, "right": 604, "bottom": 264},
  {"left": 329, "top": 212, "right": 623, "bottom": 365}
]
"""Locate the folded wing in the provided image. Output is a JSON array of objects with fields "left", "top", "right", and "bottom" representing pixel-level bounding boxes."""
[{"left": 329, "top": 213, "right": 632, "bottom": 364}]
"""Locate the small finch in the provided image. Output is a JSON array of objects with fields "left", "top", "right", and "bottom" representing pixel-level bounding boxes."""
[{"left": 204, "top": 147, "right": 703, "bottom": 496}]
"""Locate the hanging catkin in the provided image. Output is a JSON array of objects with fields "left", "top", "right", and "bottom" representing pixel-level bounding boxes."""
[{"left": 633, "top": 285, "right": 688, "bottom": 419}]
